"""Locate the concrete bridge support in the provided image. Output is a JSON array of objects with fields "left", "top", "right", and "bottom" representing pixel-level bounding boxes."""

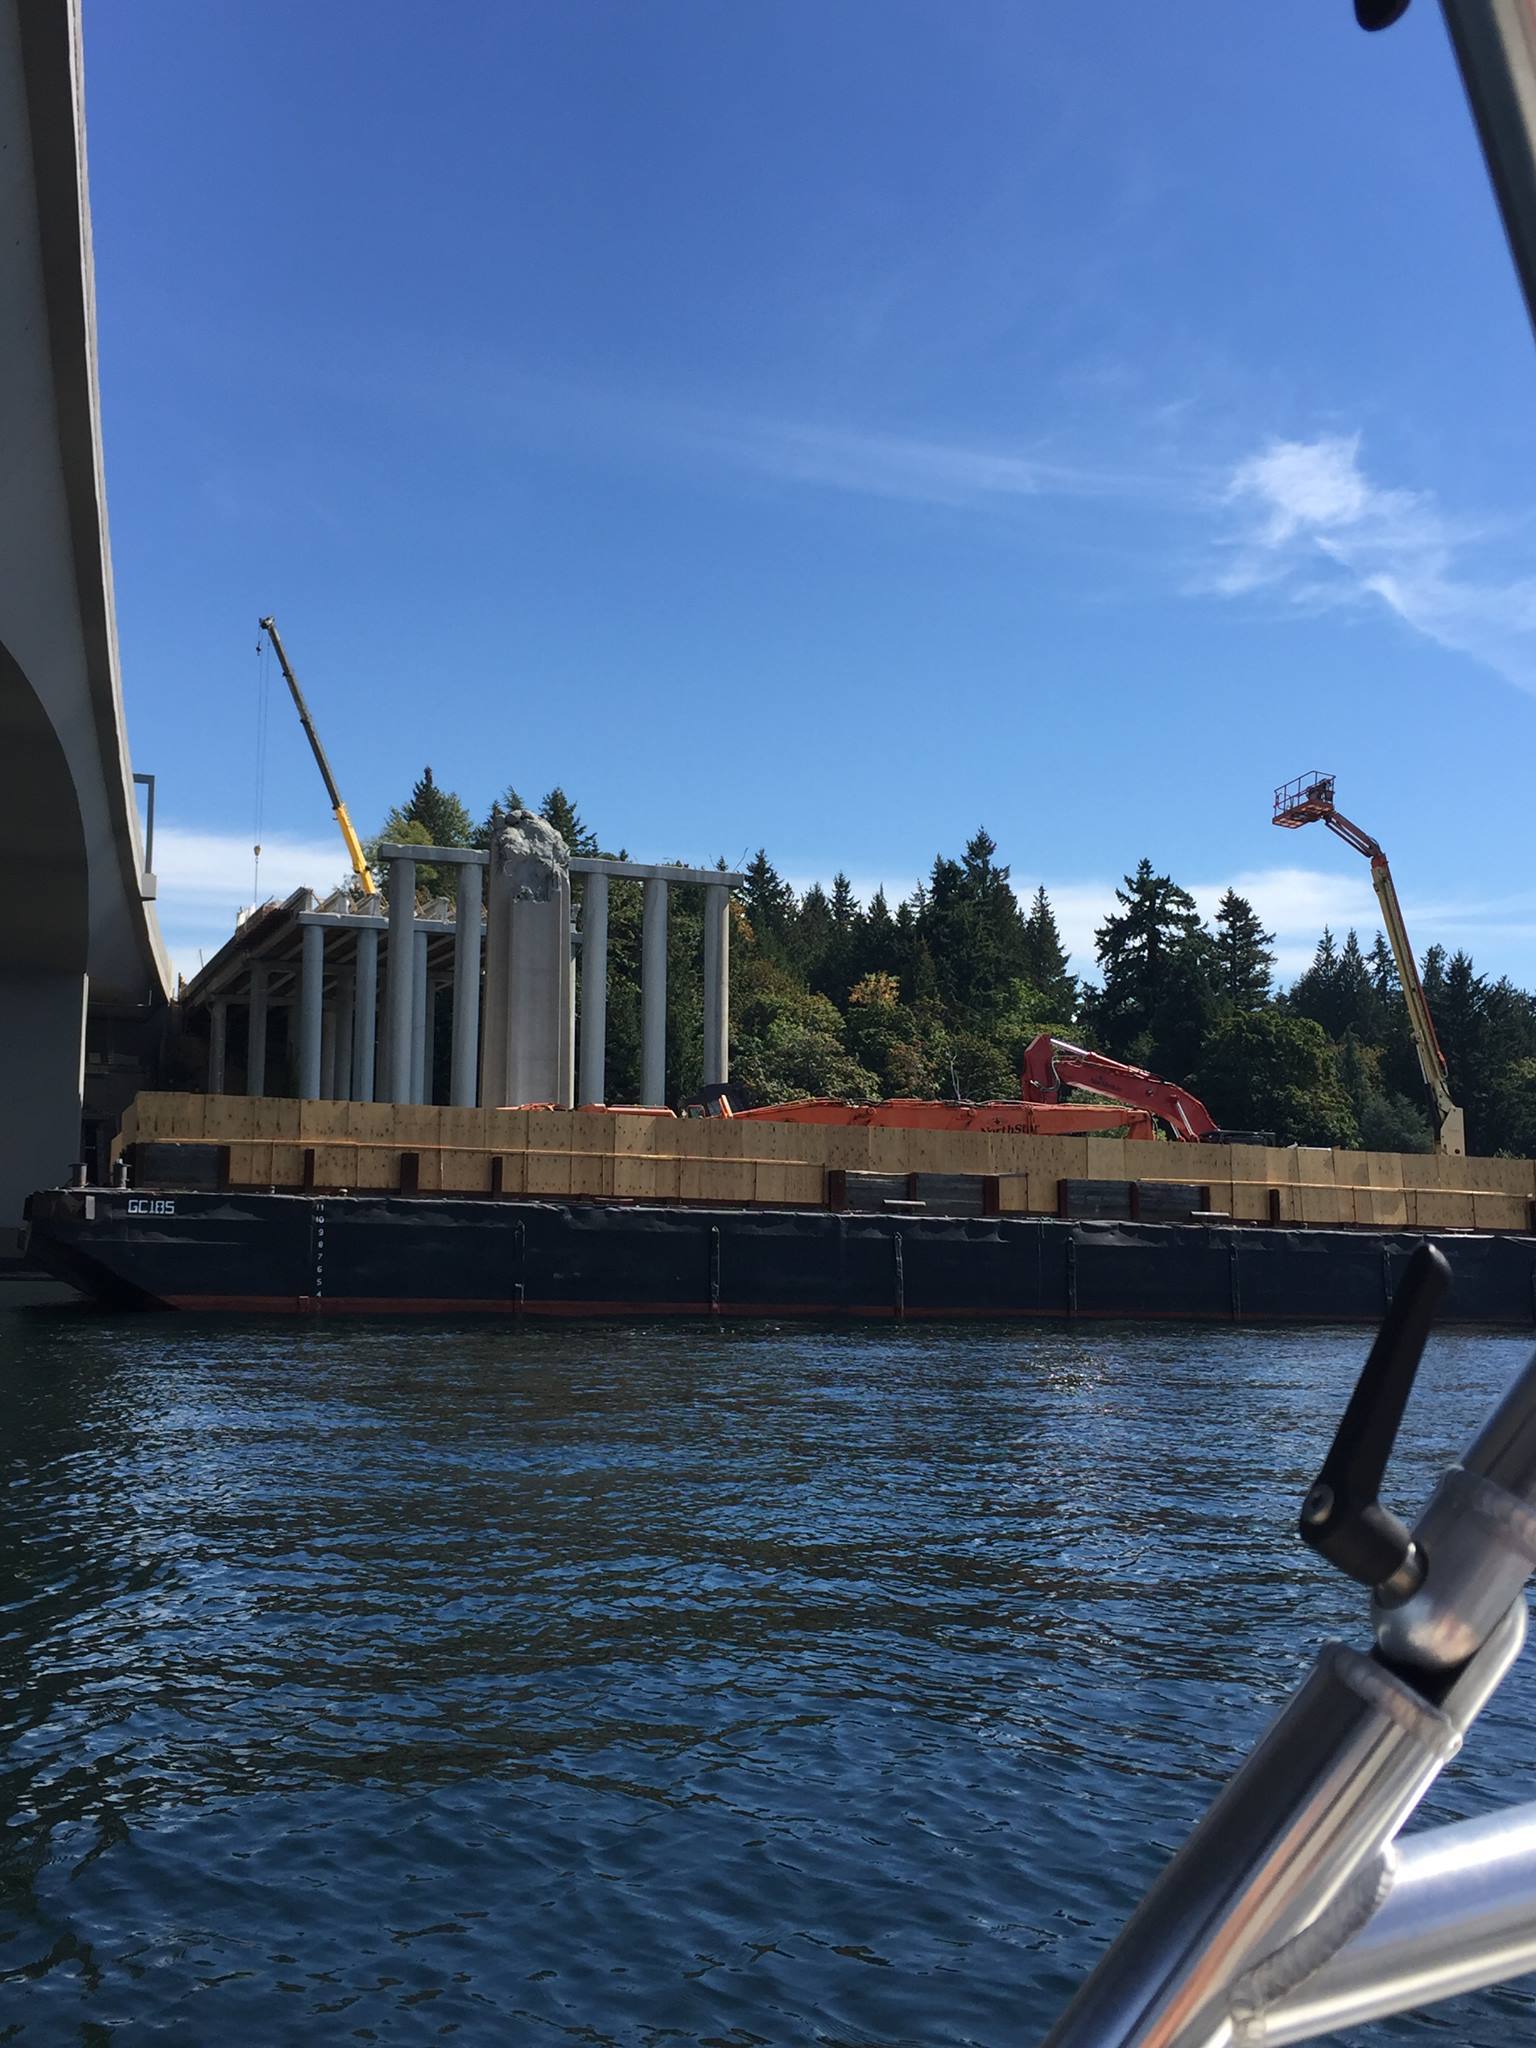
[{"left": 1, "top": 0, "right": 170, "bottom": 1226}]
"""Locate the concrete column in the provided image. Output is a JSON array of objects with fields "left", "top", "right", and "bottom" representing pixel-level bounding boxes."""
[
  {"left": 334, "top": 987, "right": 354, "bottom": 1103},
  {"left": 298, "top": 922, "right": 325, "bottom": 1100},
  {"left": 641, "top": 877, "right": 668, "bottom": 1106},
  {"left": 578, "top": 872, "right": 608, "bottom": 1105},
  {"left": 411, "top": 929, "right": 431, "bottom": 1106},
  {"left": 207, "top": 1000, "right": 228, "bottom": 1095},
  {"left": 386, "top": 857, "right": 416, "bottom": 1104},
  {"left": 320, "top": 1006, "right": 338, "bottom": 1100},
  {"left": 451, "top": 861, "right": 482, "bottom": 1107},
  {"left": 562, "top": 930, "right": 576, "bottom": 1110},
  {"left": 247, "top": 963, "right": 269, "bottom": 1097},
  {"left": 702, "top": 886, "right": 731, "bottom": 1085},
  {"left": 0, "top": 967, "right": 85, "bottom": 1228},
  {"left": 479, "top": 817, "right": 573, "bottom": 1109},
  {"left": 353, "top": 922, "right": 379, "bottom": 1104}
]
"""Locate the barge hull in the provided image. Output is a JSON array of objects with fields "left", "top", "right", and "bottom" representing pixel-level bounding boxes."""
[{"left": 22, "top": 1188, "right": 1536, "bottom": 1324}]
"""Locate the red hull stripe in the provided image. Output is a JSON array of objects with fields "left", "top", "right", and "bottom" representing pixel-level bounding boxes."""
[{"left": 154, "top": 1293, "right": 1384, "bottom": 1322}]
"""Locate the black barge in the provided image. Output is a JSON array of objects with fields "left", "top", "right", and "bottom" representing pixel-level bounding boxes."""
[{"left": 22, "top": 1185, "right": 1536, "bottom": 1324}]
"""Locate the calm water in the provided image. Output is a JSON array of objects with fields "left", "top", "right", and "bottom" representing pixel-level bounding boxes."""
[{"left": 4, "top": 1312, "right": 1536, "bottom": 2046}]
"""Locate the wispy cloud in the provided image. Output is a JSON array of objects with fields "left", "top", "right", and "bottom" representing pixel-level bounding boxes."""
[
  {"left": 154, "top": 824, "right": 346, "bottom": 984},
  {"left": 702, "top": 417, "right": 1168, "bottom": 509},
  {"left": 1207, "top": 431, "right": 1536, "bottom": 690}
]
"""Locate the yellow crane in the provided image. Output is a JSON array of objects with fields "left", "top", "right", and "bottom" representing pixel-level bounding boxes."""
[
  {"left": 1272, "top": 772, "right": 1464, "bottom": 1156},
  {"left": 257, "top": 616, "right": 377, "bottom": 898}
]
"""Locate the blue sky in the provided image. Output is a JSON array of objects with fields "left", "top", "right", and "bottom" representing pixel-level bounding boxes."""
[{"left": 83, "top": 1, "right": 1536, "bottom": 987}]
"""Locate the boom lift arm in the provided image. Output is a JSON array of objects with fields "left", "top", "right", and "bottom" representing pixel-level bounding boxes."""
[
  {"left": 1273, "top": 772, "right": 1465, "bottom": 1156},
  {"left": 1020, "top": 1034, "right": 1222, "bottom": 1142},
  {"left": 258, "top": 616, "right": 377, "bottom": 897}
]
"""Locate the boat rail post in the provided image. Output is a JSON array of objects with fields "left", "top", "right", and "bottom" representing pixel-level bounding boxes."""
[
  {"left": 1252, "top": 1798, "right": 1536, "bottom": 2044},
  {"left": 1039, "top": 1244, "right": 1536, "bottom": 2048}
]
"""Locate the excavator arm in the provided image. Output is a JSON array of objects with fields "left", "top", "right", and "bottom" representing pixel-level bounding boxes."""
[{"left": 1020, "top": 1035, "right": 1222, "bottom": 1142}]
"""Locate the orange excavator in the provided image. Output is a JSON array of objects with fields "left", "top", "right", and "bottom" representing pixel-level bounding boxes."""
[
  {"left": 1018, "top": 1035, "right": 1237, "bottom": 1141},
  {"left": 728, "top": 1092, "right": 1160, "bottom": 1141},
  {"left": 707, "top": 1033, "right": 1238, "bottom": 1143}
]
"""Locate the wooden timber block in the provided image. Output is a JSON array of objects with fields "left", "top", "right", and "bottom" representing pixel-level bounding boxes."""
[
  {"left": 1463, "top": 1156, "right": 1536, "bottom": 1195},
  {"left": 308, "top": 1144, "right": 357, "bottom": 1190},
  {"left": 439, "top": 1147, "right": 491, "bottom": 1195},
  {"left": 612, "top": 1154, "right": 661, "bottom": 1201},
  {"left": 251, "top": 1099, "right": 302, "bottom": 1141},
  {"left": 523, "top": 1110, "right": 576, "bottom": 1155},
  {"left": 1227, "top": 1180, "right": 1272, "bottom": 1224},
  {"left": 990, "top": 1173, "right": 1030, "bottom": 1215},
  {"left": 1082, "top": 1138, "right": 1130, "bottom": 1181},
  {"left": 569, "top": 1152, "right": 616, "bottom": 1199},
  {"left": 126, "top": 1092, "right": 197, "bottom": 1141},
  {"left": 226, "top": 1140, "right": 271, "bottom": 1186},
  {"left": 524, "top": 1148, "right": 574, "bottom": 1196},
  {"left": 297, "top": 1100, "right": 351, "bottom": 1142},
  {"left": 351, "top": 1146, "right": 397, "bottom": 1190},
  {"left": 1414, "top": 1190, "right": 1476, "bottom": 1231},
  {"left": 436, "top": 1107, "right": 487, "bottom": 1153},
  {"left": 202, "top": 1095, "right": 257, "bottom": 1142},
  {"left": 485, "top": 1108, "right": 530, "bottom": 1153},
  {"left": 1298, "top": 1183, "right": 1343, "bottom": 1227},
  {"left": 1356, "top": 1186, "right": 1409, "bottom": 1230},
  {"left": 1474, "top": 1192, "right": 1529, "bottom": 1232},
  {"left": 270, "top": 1143, "right": 304, "bottom": 1187}
]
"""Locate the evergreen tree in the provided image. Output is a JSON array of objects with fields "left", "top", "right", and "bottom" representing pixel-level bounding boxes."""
[
  {"left": 539, "top": 786, "right": 599, "bottom": 855},
  {"left": 1019, "top": 886, "right": 1077, "bottom": 1017},
  {"left": 472, "top": 782, "right": 528, "bottom": 848},
  {"left": 402, "top": 766, "right": 475, "bottom": 848},
  {"left": 1288, "top": 928, "right": 1341, "bottom": 1034},
  {"left": 741, "top": 850, "right": 794, "bottom": 949},
  {"left": 1087, "top": 858, "right": 1214, "bottom": 1073},
  {"left": 917, "top": 827, "right": 1028, "bottom": 1016},
  {"left": 1212, "top": 890, "right": 1275, "bottom": 1009},
  {"left": 793, "top": 883, "right": 836, "bottom": 991},
  {"left": 861, "top": 888, "right": 899, "bottom": 979},
  {"left": 371, "top": 767, "right": 476, "bottom": 899}
]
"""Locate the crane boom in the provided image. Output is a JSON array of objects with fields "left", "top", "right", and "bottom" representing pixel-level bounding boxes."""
[
  {"left": 257, "top": 616, "right": 377, "bottom": 897},
  {"left": 1273, "top": 773, "right": 1465, "bottom": 1156}
]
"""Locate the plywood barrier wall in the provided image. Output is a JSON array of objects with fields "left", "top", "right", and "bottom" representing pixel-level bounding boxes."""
[{"left": 115, "top": 1094, "right": 1536, "bottom": 1228}]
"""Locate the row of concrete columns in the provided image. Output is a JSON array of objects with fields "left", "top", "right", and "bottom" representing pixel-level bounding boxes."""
[
  {"left": 211, "top": 858, "right": 739, "bottom": 1108},
  {"left": 573, "top": 874, "right": 731, "bottom": 1108}
]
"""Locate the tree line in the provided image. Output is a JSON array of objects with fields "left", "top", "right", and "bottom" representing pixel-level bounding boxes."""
[{"left": 374, "top": 768, "right": 1536, "bottom": 1154}]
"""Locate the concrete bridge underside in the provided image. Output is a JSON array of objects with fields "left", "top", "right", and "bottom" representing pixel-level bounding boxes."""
[{"left": 2, "top": 0, "right": 169, "bottom": 1233}]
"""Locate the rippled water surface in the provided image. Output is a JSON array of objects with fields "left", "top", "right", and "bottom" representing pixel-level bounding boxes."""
[{"left": 5, "top": 1310, "right": 1536, "bottom": 2045}]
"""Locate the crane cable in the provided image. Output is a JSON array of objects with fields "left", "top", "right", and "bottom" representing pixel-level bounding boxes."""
[{"left": 252, "top": 630, "right": 270, "bottom": 902}]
